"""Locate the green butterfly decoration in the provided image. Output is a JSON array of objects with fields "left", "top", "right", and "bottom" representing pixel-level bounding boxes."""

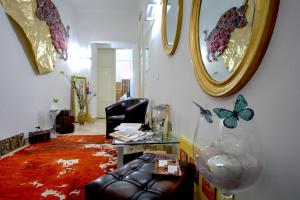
[
  {"left": 213, "top": 94, "right": 254, "bottom": 129},
  {"left": 193, "top": 101, "right": 213, "bottom": 123}
]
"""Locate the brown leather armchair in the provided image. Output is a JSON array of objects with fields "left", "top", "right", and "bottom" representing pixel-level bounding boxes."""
[{"left": 105, "top": 98, "right": 149, "bottom": 138}]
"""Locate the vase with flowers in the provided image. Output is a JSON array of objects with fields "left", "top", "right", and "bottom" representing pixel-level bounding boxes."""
[
  {"left": 60, "top": 70, "right": 96, "bottom": 124},
  {"left": 71, "top": 76, "right": 87, "bottom": 125}
]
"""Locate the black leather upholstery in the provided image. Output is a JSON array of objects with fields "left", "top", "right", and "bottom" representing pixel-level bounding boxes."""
[
  {"left": 55, "top": 110, "right": 74, "bottom": 134},
  {"left": 105, "top": 98, "right": 149, "bottom": 138},
  {"left": 85, "top": 153, "right": 195, "bottom": 200}
]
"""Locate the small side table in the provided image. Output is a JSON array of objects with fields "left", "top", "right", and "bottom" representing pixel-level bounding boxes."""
[{"left": 112, "top": 132, "right": 179, "bottom": 167}]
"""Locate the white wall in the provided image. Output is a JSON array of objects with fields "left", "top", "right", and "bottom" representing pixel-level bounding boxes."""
[
  {"left": 140, "top": 0, "right": 300, "bottom": 199},
  {"left": 0, "top": 1, "right": 87, "bottom": 139},
  {"left": 0, "top": 0, "right": 141, "bottom": 138},
  {"left": 72, "top": 5, "right": 140, "bottom": 117},
  {"left": 75, "top": 10, "right": 138, "bottom": 47}
]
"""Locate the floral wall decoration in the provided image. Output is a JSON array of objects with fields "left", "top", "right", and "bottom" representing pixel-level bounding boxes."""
[
  {"left": 0, "top": 0, "right": 69, "bottom": 74},
  {"left": 203, "top": 0, "right": 248, "bottom": 63},
  {"left": 36, "top": 0, "right": 69, "bottom": 60}
]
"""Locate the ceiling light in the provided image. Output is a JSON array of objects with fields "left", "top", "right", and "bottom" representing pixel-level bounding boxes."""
[{"left": 145, "top": 0, "right": 161, "bottom": 21}]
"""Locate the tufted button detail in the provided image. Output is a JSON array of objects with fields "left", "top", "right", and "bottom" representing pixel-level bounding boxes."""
[{"left": 85, "top": 153, "right": 195, "bottom": 200}]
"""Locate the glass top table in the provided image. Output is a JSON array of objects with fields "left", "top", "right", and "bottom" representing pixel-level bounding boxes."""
[{"left": 111, "top": 131, "right": 179, "bottom": 167}]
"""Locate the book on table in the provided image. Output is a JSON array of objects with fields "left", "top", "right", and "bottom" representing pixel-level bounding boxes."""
[{"left": 154, "top": 154, "right": 182, "bottom": 176}]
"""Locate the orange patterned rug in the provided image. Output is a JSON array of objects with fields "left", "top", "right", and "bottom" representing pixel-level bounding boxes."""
[{"left": 0, "top": 135, "right": 117, "bottom": 200}]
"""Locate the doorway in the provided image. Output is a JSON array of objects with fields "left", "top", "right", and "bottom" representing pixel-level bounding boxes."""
[
  {"left": 116, "top": 49, "right": 133, "bottom": 101},
  {"left": 96, "top": 48, "right": 134, "bottom": 118}
]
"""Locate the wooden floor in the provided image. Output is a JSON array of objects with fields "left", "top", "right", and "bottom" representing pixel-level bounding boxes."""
[
  {"left": 1, "top": 119, "right": 107, "bottom": 159},
  {"left": 53, "top": 118, "right": 106, "bottom": 137},
  {"left": 73, "top": 118, "right": 106, "bottom": 135}
]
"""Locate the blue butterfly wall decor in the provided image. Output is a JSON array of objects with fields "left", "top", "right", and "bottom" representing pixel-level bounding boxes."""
[
  {"left": 213, "top": 94, "right": 254, "bottom": 129},
  {"left": 193, "top": 101, "right": 213, "bottom": 123}
]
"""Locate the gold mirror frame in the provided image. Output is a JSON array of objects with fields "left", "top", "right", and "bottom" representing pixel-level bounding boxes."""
[
  {"left": 190, "top": 0, "right": 279, "bottom": 97},
  {"left": 162, "top": 0, "right": 183, "bottom": 55}
]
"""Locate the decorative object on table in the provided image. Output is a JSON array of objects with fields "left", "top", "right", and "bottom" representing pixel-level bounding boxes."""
[
  {"left": 162, "top": 105, "right": 172, "bottom": 140},
  {"left": 0, "top": 133, "right": 26, "bottom": 156},
  {"left": 55, "top": 110, "right": 75, "bottom": 134},
  {"left": 36, "top": 0, "right": 70, "bottom": 60},
  {"left": 71, "top": 76, "right": 88, "bottom": 124},
  {"left": 193, "top": 94, "right": 262, "bottom": 199},
  {"left": 213, "top": 94, "right": 254, "bottom": 129},
  {"left": 28, "top": 127, "right": 50, "bottom": 144},
  {"left": 190, "top": 0, "right": 279, "bottom": 96},
  {"left": 0, "top": 0, "right": 69, "bottom": 74},
  {"left": 152, "top": 104, "right": 171, "bottom": 133}
]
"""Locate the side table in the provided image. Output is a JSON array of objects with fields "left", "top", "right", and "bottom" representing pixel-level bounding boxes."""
[{"left": 112, "top": 132, "right": 179, "bottom": 167}]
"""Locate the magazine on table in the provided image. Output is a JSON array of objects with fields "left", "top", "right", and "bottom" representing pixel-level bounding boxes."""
[
  {"left": 154, "top": 154, "right": 182, "bottom": 176},
  {"left": 114, "top": 123, "right": 143, "bottom": 131},
  {"left": 110, "top": 130, "right": 153, "bottom": 142}
]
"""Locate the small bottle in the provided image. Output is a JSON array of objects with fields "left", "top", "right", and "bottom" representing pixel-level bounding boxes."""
[{"left": 163, "top": 107, "right": 172, "bottom": 140}]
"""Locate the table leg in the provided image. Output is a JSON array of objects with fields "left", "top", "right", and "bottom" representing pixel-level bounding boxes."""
[{"left": 117, "top": 146, "right": 124, "bottom": 168}]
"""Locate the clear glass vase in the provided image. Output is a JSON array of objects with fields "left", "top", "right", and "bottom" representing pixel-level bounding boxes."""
[
  {"left": 193, "top": 115, "right": 263, "bottom": 197},
  {"left": 78, "top": 108, "right": 86, "bottom": 125}
]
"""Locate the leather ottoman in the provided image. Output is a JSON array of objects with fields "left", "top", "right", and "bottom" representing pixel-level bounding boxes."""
[{"left": 85, "top": 153, "right": 195, "bottom": 200}]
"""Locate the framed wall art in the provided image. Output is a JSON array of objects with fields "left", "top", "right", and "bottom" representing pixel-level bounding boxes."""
[{"left": 190, "top": 0, "right": 279, "bottom": 96}]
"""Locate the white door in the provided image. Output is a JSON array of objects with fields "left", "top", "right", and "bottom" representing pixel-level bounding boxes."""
[{"left": 97, "top": 48, "right": 116, "bottom": 118}]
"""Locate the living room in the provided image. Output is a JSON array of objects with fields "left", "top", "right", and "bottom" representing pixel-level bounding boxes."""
[{"left": 1, "top": 0, "right": 300, "bottom": 200}]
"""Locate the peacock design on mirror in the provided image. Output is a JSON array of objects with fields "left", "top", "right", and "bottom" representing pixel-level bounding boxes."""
[{"left": 204, "top": 0, "right": 248, "bottom": 62}]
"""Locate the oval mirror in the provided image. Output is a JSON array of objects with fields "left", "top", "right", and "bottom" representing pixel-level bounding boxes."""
[
  {"left": 162, "top": 0, "right": 183, "bottom": 55},
  {"left": 190, "top": 0, "right": 279, "bottom": 96}
]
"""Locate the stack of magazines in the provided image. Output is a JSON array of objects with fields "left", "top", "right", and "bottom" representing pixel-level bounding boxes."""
[{"left": 109, "top": 123, "right": 153, "bottom": 142}]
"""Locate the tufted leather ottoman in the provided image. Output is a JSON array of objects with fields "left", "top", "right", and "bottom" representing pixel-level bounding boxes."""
[{"left": 85, "top": 153, "right": 195, "bottom": 200}]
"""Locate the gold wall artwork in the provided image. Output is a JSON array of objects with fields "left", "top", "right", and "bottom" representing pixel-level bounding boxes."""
[{"left": 0, "top": 0, "right": 61, "bottom": 74}]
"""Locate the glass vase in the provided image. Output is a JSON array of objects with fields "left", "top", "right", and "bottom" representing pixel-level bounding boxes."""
[
  {"left": 78, "top": 109, "right": 86, "bottom": 125},
  {"left": 193, "top": 116, "right": 263, "bottom": 197}
]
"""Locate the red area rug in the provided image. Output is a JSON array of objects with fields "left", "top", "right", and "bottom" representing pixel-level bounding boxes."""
[{"left": 0, "top": 135, "right": 117, "bottom": 200}]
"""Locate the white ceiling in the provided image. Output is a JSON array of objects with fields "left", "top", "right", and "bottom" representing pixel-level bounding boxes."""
[{"left": 64, "top": 0, "right": 140, "bottom": 13}]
